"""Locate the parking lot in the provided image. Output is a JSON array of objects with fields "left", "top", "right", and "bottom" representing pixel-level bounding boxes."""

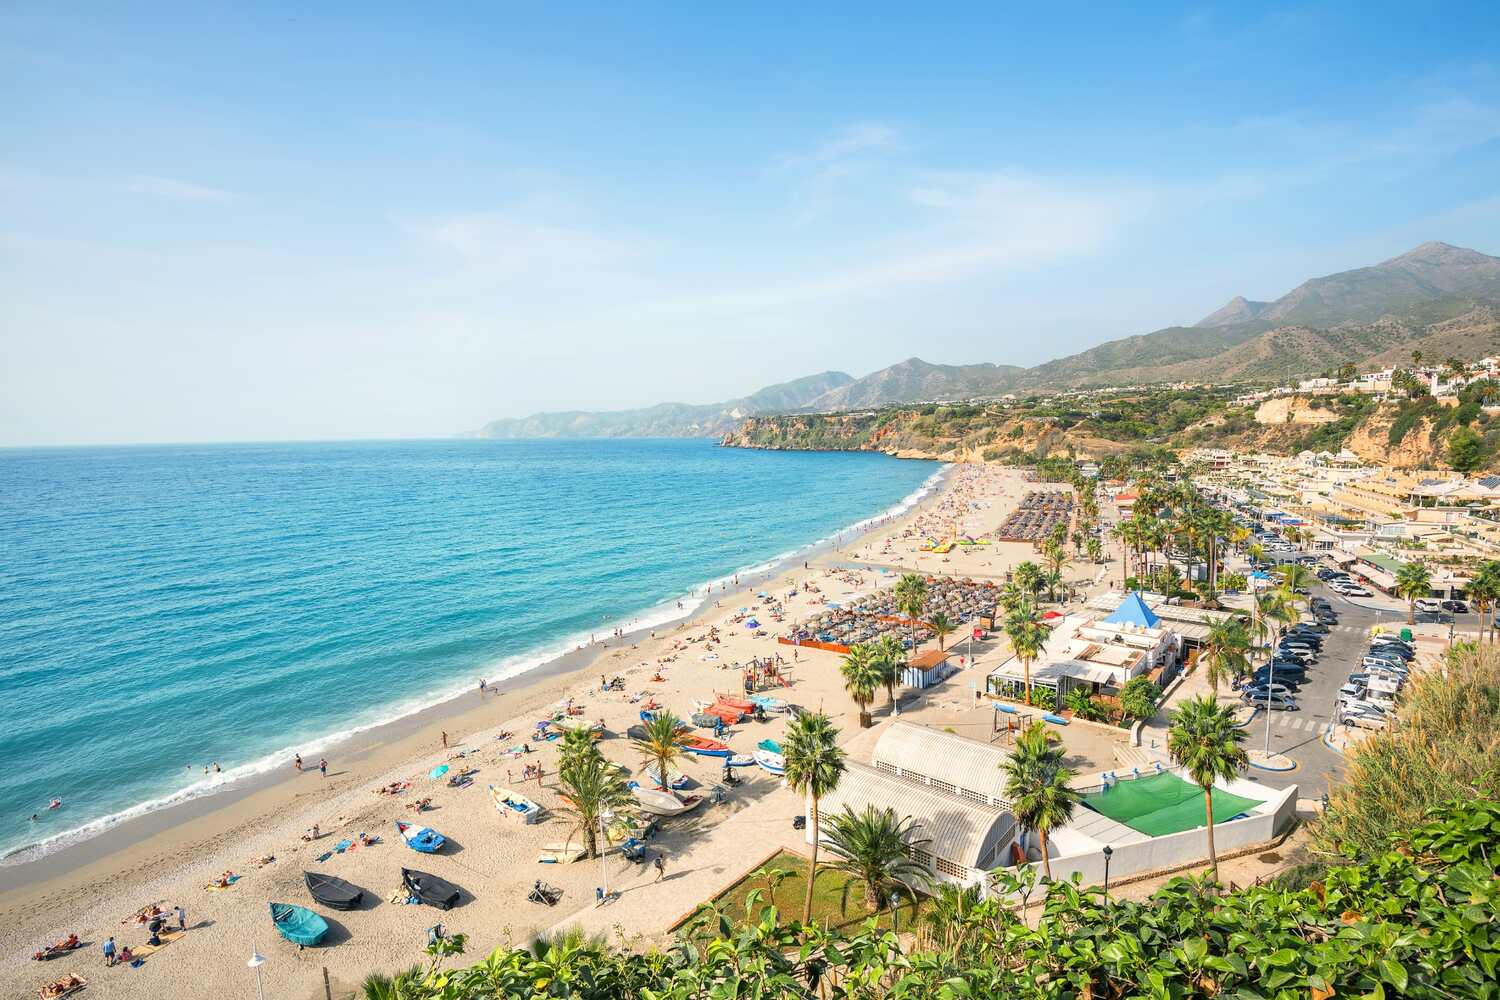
[{"left": 1236, "top": 578, "right": 1416, "bottom": 796}]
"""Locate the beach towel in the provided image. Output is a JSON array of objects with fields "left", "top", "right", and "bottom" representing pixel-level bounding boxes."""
[
  {"left": 132, "top": 929, "right": 184, "bottom": 960},
  {"left": 334, "top": 839, "right": 353, "bottom": 853},
  {"left": 317, "top": 851, "right": 333, "bottom": 862},
  {"left": 203, "top": 875, "right": 240, "bottom": 891}
]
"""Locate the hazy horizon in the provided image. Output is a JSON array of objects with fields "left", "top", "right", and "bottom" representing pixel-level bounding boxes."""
[{"left": 4, "top": 3, "right": 1500, "bottom": 446}]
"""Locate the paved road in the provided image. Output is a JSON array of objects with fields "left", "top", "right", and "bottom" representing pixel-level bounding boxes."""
[{"left": 1236, "top": 580, "right": 1395, "bottom": 797}]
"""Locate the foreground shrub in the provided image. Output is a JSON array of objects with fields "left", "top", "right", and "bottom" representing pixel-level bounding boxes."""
[{"left": 376, "top": 798, "right": 1500, "bottom": 998}]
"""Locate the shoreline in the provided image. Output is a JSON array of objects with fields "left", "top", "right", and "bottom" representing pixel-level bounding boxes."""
[
  {"left": 1, "top": 462, "right": 1043, "bottom": 1000},
  {"left": 0, "top": 464, "right": 947, "bottom": 900}
]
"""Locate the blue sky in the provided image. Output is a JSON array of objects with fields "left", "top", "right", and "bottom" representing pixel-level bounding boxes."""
[{"left": 3, "top": 3, "right": 1499, "bottom": 445}]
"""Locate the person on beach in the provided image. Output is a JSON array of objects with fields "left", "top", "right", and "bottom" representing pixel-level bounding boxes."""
[
  {"left": 293, "top": 754, "right": 302, "bottom": 773},
  {"left": 176, "top": 904, "right": 186, "bottom": 931},
  {"left": 318, "top": 758, "right": 328, "bottom": 778},
  {"left": 654, "top": 855, "right": 666, "bottom": 882},
  {"left": 441, "top": 731, "right": 448, "bottom": 749},
  {"left": 536, "top": 764, "right": 544, "bottom": 787},
  {"left": 102, "top": 936, "right": 115, "bottom": 967}
]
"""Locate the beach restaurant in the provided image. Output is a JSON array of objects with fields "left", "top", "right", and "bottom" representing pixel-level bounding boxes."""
[{"left": 986, "top": 593, "right": 1180, "bottom": 708}]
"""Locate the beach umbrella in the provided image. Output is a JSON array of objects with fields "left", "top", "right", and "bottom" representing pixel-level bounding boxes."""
[{"left": 429, "top": 764, "right": 449, "bottom": 780}]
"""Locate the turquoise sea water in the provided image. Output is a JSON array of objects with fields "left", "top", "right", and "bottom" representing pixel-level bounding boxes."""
[{"left": 0, "top": 438, "right": 938, "bottom": 862}]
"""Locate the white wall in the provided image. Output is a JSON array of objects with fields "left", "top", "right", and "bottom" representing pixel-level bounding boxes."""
[{"left": 1037, "top": 782, "right": 1297, "bottom": 886}]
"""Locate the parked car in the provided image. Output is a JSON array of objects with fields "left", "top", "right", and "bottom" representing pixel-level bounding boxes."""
[
  {"left": 1294, "top": 621, "right": 1331, "bottom": 634},
  {"left": 1343, "top": 586, "right": 1372, "bottom": 597},
  {"left": 1344, "top": 709, "right": 1389, "bottom": 731},
  {"left": 1244, "top": 690, "right": 1298, "bottom": 711},
  {"left": 1253, "top": 664, "right": 1307, "bottom": 684},
  {"left": 1243, "top": 683, "right": 1296, "bottom": 700},
  {"left": 1442, "top": 599, "right": 1469, "bottom": 614},
  {"left": 1414, "top": 598, "right": 1443, "bottom": 613}
]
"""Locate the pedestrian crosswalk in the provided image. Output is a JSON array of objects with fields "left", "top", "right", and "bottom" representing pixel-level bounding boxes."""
[{"left": 1263, "top": 713, "right": 1328, "bottom": 731}]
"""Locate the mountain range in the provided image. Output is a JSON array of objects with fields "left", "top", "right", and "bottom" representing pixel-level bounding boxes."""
[{"left": 475, "top": 242, "right": 1500, "bottom": 438}]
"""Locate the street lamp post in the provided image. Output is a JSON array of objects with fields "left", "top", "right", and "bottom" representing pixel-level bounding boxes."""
[
  {"left": 248, "top": 946, "right": 267, "bottom": 1000},
  {"left": 1102, "top": 844, "right": 1113, "bottom": 901}
]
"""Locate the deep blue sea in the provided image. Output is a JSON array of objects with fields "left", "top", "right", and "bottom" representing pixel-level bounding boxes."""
[{"left": 0, "top": 438, "right": 938, "bottom": 862}]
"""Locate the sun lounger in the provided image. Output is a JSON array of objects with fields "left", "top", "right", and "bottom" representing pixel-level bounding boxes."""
[{"left": 39, "top": 975, "right": 86, "bottom": 1000}]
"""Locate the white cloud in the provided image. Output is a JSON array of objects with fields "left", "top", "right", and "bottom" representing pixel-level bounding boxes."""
[
  {"left": 416, "top": 212, "right": 634, "bottom": 280},
  {"left": 645, "top": 170, "right": 1150, "bottom": 315},
  {"left": 776, "top": 121, "right": 905, "bottom": 168},
  {"left": 124, "top": 175, "right": 238, "bottom": 203}
]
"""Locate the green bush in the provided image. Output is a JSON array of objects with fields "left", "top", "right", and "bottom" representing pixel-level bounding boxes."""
[
  {"left": 354, "top": 798, "right": 1500, "bottom": 999},
  {"left": 1119, "top": 676, "right": 1161, "bottom": 721}
]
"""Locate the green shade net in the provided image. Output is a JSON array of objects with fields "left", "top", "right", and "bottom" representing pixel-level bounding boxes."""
[{"left": 1083, "top": 771, "right": 1262, "bottom": 837}]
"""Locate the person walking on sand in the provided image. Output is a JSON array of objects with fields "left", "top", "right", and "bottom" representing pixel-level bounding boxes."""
[
  {"left": 654, "top": 855, "right": 666, "bottom": 882},
  {"left": 293, "top": 754, "right": 302, "bottom": 773},
  {"left": 478, "top": 678, "right": 486, "bottom": 698},
  {"left": 536, "top": 764, "right": 545, "bottom": 787},
  {"left": 175, "top": 904, "right": 186, "bottom": 931},
  {"left": 318, "top": 758, "right": 328, "bottom": 778},
  {"left": 102, "top": 936, "right": 115, "bottom": 966},
  {"left": 441, "top": 731, "right": 448, "bottom": 750}
]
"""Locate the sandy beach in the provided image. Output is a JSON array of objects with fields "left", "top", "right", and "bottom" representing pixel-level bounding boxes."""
[{"left": 2, "top": 463, "right": 1094, "bottom": 1000}]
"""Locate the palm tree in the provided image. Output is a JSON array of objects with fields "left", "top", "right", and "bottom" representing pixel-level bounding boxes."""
[
  {"left": 919, "top": 884, "right": 983, "bottom": 953},
  {"left": 783, "top": 712, "right": 846, "bottom": 926},
  {"left": 558, "top": 752, "right": 632, "bottom": 859},
  {"left": 1013, "top": 560, "right": 1043, "bottom": 599},
  {"left": 1254, "top": 589, "right": 1296, "bottom": 671},
  {"left": 1277, "top": 563, "right": 1315, "bottom": 615},
  {"left": 1469, "top": 561, "right": 1500, "bottom": 643},
  {"left": 894, "top": 573, "right": 929, "bottom": 631},
  {"left": 1396, "top": 560, "right": 1433, "bottom": 625},
  {"left": 1200, "top": 618, "right": 1250, "bottom": 695},
  {"left": 1004, "top": 597, "right": 1048, "bottom": 705},
  {"left": 894, "top": 573, "right": 929, "bottom": 707},
  {"left": 1166, "top": 695, "right": 1248, "bottom": 881},
  {"left": 928, "top": 611, "right": 955, "bottom": 651},
  {"left": 840, "top": 643, "right": 881, "bottom": 728},
  {"left": 361, "top": 967, "right": 425, "bottom": 1000},
  {"left": 556, "top": 726, "right": 602, "bottom": 780},
  {"left": 872, "top": 632, "right": 905, "bottom": 711},
  {"left": 1412, "top": 349, "right": 1424, "bottom": 369},
  {"left": 819, "top": 805, "right": 933, "bottom": 915},
  {"left": 1086, "top": 535, "right": 1103, "bottom": 564},
  {"left": 1042, "top": 565, "right": 1064, "bottom": 604},
  {"left": 1000, "top": 722, "right": 1081, "bottom": 879},
  {"left": 631, "top": 710, "right": 686, "bottom": 790},
  {"left": 1042, "top": 538, "right": 1066, "bottom": 597}
]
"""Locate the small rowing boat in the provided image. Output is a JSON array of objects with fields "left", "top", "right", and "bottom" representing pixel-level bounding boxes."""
[
  {"left": 716, "top": 695, "right": 755, "bottom": 712},
  {"left": 395, "top": 820, "right": 446, "bottom": 853},
  {"left": 644, "top": 766, "right": 690, "bottom": 790},
  {"left": 679, "top": 734, "right": 732, "bottom": 757},
  {"left": 401, "top": 868, "right": 461, "bottom": 909},
  {"left": 269, "top": 902, "right": 329, "bottom": 946},
  {"left": 749, "top": 695, "right": 787, "bottom": 713},
  {"left": 304, "top": 871, "right": 364, "bottom": 910},
  {"left": 632, "top": 786, "right": 702, "bottom": 816},
  {"left": 754, "top": 748, "right": 786, "bottom": 775},
  {"left": 757, "top": 738, "right": 782, "bottom": 754},
  {"left": 487, "top": 784, "right": 542, "bottom": 824}
]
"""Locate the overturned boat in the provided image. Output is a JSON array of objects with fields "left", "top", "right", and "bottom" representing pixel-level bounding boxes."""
[
  {"left": 303, "top": 871, "right": 364, "bottom": 910},
  {"left": 401, "top": 868, "right": 461, "bottom": 909}
]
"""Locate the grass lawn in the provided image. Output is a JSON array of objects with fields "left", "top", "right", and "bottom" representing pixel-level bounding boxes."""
[{"left": 693, "top": 849, "right": 921, "bottom": 936}]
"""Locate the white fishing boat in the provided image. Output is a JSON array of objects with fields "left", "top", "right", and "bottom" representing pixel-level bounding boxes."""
[
  {"left": 632, "top": 785, "right": 702, "bottom": 816},
  {"left": 753, "top": 748, "right": 786, "bottom": 776},
  {"left": 488, "top": 784, "right": 542, "bottom": 824}
]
